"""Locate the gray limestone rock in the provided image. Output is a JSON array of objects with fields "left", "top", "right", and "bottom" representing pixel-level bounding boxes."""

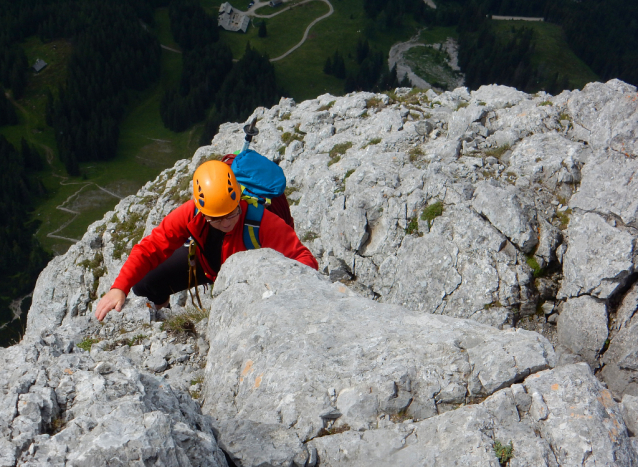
[
  {"left": 620, "top": 394, "right": 638, "bottom": 437},
  {"left": 559, "top": 211, "right": 635, "bottom": 300},
  {"left": 570, "top": 152, "right": 638, "bottom": 228},
  {"left": 310, "top": 364, "right": 635, "bottom": 466},
  {"left": 9, "top": 80, "right": 638, "bottom": 465},
  {"left": 0, "top": 334, "right": 227, "bottom": 467},
  {"left": 601, "top": 282, "right": 638, "bottom": 397},
  {"left": 557, "top": 296, "right": 608, "bottom": 368},
  {"left": 472, "top": 180, "right": 538, "bottom": 253},
  {"left": 202, "top": 249, "right": 555, "bottom": 461}
]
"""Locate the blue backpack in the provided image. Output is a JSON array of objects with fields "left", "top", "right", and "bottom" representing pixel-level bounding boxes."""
[{"left": 230, "top": 149, "right": 287, "bottom": 249}]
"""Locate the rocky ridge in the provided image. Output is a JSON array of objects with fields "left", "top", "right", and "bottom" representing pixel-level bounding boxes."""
[{"left": 0, "top": 79, "right": 636, "bottom": 465}]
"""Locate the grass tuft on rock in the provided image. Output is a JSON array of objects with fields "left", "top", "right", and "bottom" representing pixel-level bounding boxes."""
[
  {"left": 493, "top": 440, "right": 514, "bottom": 465},
  {"left": 525, "top": 255, "right": 546, "bottom": 278},
  {"left": 405, "top": 216, "right": 420, "bottom": 235},
  {"left": 318, "top": 101, "right": 335, "bottom": 111},
  {"left": 329, "top": 142, "right": 353, "bottom": 161},
  {"left": 301, "top": 231, "right": 319, "bottom": 243},
  {"left": 161, "top": 307, "right": 208, "bottom": 334},
  {"left": 77, "top": 337, "right": 100, "bottom": 352},
  {"left": 420, "top": 201, "right": 444, "bottom": 229},
  {"left": 485, "top": 144, "right": 511, "bottom": 159}
]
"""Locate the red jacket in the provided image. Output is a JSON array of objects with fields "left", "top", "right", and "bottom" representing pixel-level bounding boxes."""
[{"left": 112, "top": 200, "right": 318, "bottom": 295}]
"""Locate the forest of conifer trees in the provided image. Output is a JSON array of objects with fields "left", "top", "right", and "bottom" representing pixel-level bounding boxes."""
[{"left": 0, "top": 135, "right": 50, "bottom": 345}]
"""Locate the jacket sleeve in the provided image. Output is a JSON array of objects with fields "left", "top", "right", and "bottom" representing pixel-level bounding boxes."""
[
  {"left": 111, "top": 202, "right": 194, "bottom": 295},
  {"left": 259, "top": 210, "right": 318, "bottom": 270}
]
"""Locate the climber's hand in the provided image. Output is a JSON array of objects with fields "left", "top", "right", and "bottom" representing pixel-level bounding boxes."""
[{"left": 95, "top": 288, "right": 126, "bottom": 321}]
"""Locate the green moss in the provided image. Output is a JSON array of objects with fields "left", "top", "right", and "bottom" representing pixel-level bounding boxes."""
[
  {"left": 77, "top": 337, "right": 100, "bottom": 352},
  {"left": 538, "top": 100, "right": 553, "bottom": 106},
  {"left": 456, "top": 102, "right": 469, "bottom": 110},
  {"left": 494, "top": 440, "right": 514, "bottom": 465},
  {"left": 278, "top": 146, "right": 286, "bottom": 155},
  {"left": 484, "top": 300, "right": 503, "bottom": 310},
  {"left": 478, "top": 101, "right": 487, "bottom": 106},
  {"left": 344, "top": 169, "right": 355, "bottom": 179},
  {"left": 420, "top": 201, "right": 444, "bottom": 229},
  {"left": 169, "top": 176, "right": 192, "bottom": 204},
  {"left": 294, "top": 123, "right": 307, "bottom": 135}
]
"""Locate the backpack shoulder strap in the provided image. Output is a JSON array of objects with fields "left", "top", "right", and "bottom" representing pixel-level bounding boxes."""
[{"left": 243, "top": 202, "right": 265, "bottom": 249}]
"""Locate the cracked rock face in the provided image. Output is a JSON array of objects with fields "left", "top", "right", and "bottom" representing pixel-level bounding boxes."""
[
  {"left": 202, "top": 249, "right": 556, "bottom": 464},
  {"left": 4, "top": 79, "right": 638, "bottom": 466}
]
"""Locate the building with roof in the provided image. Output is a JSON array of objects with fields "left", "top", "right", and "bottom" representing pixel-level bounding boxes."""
[
  {"left": 32, "top": 59, "right": 48, "bottom": 73},
  {"left": 218, "top": 2, "right": 250, "bottom": 33},
  {"left": 270, "top": 0, "right": 283, "bottom": 6}
]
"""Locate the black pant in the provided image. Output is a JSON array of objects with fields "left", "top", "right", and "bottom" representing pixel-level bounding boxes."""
[{"left": 132, "top": 245, "right": 212, "bottom": 305}]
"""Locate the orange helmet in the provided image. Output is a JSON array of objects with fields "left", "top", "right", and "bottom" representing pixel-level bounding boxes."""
[{"left": 192, "top": 161, "right": 240, "bottom": 217}]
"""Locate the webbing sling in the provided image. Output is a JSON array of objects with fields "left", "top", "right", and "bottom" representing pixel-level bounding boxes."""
[
  {"left": 187, "top": 207, "right": 204, "bottom": 311},
  {"left": 242, "top": 200, "right": 265, "bottom": 249}
]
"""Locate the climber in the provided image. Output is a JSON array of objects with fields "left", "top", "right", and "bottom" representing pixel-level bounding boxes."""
[{"left": 94, "top": 160, "right": 318, "bottom": 321}]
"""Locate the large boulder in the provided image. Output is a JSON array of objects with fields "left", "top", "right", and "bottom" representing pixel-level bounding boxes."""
[{"left": 202, "top": 249, "right": 557, "bottom": 465}]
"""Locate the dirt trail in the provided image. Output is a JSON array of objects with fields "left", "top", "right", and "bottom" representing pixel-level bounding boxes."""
[
  {"left": 161, "top": 44, "right": 182, "bottom": 54},
  {"left": 239, "top": 0, "right": 334, "bottom": 62}
]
